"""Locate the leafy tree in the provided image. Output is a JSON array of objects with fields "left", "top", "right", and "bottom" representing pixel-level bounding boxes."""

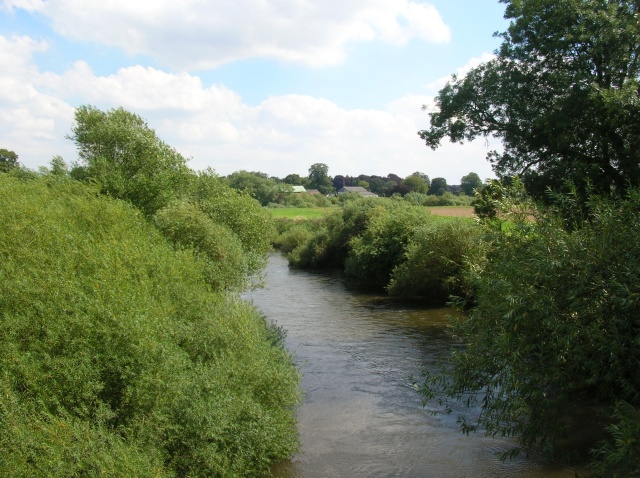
[
  {"left": 48, "top": 156, "right": 69, "bottom": 178},
  {"left": 345, "top": 203, "right": 432, "bottom": 289},
  {"left": 68, "top": 105, "right": 191, "bottom": 216},
  {"left": 283, "top": 173, "right": 305, "bottom": 185},
  {"left": 428, "top": 177, "right": 448, "bottom": 196},
  {"left": 419, "top": 0, "right": 640, "bottom": 196},
  {"left": 0, "top": 148, "right": 18, "bottom": 173},
  {"left": 226, "top": 170, "right": 281, "bottom": 206},
  {"left": 404, "top": 173, "right": 430, "bottom": 194},
  {"left": 460, "top": 172, "right": 483, "bottom": 196},
  {"left": 332, "top": 174, "right": 346, "bottom": 191},
  {"left": 153, "top": 200, "right": 247, "bottom": 291},
  {"left": 307, "top": 163, "right": 334, "bottom": 195},
  {"left": 388, "top": 219, "right": 486, "bottom": 301},
  {"left": 412, "top": 171, "right": 431, "bottom": 185}
]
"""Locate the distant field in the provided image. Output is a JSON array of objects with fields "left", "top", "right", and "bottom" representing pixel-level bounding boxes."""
[
  {"left": 427, "top": 206, "right": 475, "bottom": 218},
  {"left": 268, "top": 206, "right": 476, "bottom": 220},
  {"left": 268, "top": 207, "right": 335, "bottom": 219}
]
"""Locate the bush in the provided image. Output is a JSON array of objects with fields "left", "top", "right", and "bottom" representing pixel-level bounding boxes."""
[
  {"left": 153, "top": 201, "right": 247, "bottom": 291},
  {"left": 0, "top": 176, "right": 300, "bottom": 477},
  {"left": 273, "top": 222, "right": 318, "bottom": 254},
  {"left": 387, "top": 219, "right": 486, "bottom": 301},
  {"left": 344, "top": 203, "right": 433, "bottom": 289},
  {"left": 420, "top": 185, "right": 640, "bottom": 470},
  {"left": 195, "top": 183, "right": 276, "bottom": 278}
]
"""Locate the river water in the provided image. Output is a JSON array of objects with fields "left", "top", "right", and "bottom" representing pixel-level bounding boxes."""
[{"left": 244, "top": 253, "right": 578, "bottom": 478}]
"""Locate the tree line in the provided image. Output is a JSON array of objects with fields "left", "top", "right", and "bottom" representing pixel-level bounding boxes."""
[{"left": 222, "top": 164, "right": 483, "bottom": 207}]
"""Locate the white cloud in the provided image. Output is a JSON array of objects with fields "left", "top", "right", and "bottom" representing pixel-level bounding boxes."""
[
  {"left": 7, "top": 0, "right": 450, "bottom": 69},
  {"left": 424, "top": 52, "right": 495, "bottom": 94},
  {"left": 0, "top": 33, "right": 495, "bottom": 182},
  {"left": 0, "top": 35, "right": 75, "bottom": 164}
]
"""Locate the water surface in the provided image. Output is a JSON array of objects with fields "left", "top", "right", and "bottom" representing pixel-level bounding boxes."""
[{"left": 245, "top": 253, "right": 577, "bottom": 477}]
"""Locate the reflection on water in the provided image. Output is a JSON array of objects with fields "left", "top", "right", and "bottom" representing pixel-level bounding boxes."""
[{"left": 244, "top": 253, "right": 577, "bottom": 478}]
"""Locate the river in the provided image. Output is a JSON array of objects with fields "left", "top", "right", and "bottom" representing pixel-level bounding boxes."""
[{"left": 244, "top": 253, "right": 578, "bottom": 477}]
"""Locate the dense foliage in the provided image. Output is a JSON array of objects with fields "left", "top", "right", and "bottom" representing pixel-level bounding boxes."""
[
  {"left": 68, "top": 105, "right": 192, "bottom": 217},
  {"left": 0, "top": 175, "right": 300, "bottom": 477},
  {"left": 275, "top": 197, "right": 480, "bottom": 301},
  {"left": 419, "top": 0, "right": 640, "bottom": 197},
  {"left": 0, "top": 148, "right": 19, "bottom": 173},
  {"left": 420, "top": 183, "right": 640, "bottom": 474},
  {"left": 68, "top": 107, "right": 275, "bottom": 285}
]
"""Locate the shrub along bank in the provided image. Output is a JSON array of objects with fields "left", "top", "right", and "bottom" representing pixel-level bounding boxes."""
[
  {"left": 421, "top": 184, "right": 640, "bottom": 476},
  {"left": 273, "top": 197, "right": 484, "bottom": 302},
  {"left": 0, "top": 174, "right": 299, "bottom": 476}
]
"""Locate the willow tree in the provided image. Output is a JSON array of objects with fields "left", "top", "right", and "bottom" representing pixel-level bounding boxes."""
[
  {"left": 68, "top": 105, "right": 191, "bottom": 216},
  {"left": 419, "top": 0, "right": 640, "bottom": 196}
]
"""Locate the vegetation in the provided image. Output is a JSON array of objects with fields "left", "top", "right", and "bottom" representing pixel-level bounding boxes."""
[
  {"left": 273, "top": 197, "right": 481, "bottom": 301},
  {"left": 419, "top": 0, "right": 640, "bottom": 198},
  {"left": 1, "top": 105, "right": 300, "bottom": 476},
  {"left": 0, "top": 148, "right": 19, "bottom": 173},
  {"left": 414, "top": 1, "right": 640, "bottom": 472},
  {"left": 420, "top": 183, "right": 640, "bottom": 474},
  {"left": 268, "top": 207, "right": 335, "bottom": 220},
  {"left": 68, "top": 105, "right": 192, "bottom": 217},
  {"left": 0, "top": 174, "right": 300, "bottom": 477}
]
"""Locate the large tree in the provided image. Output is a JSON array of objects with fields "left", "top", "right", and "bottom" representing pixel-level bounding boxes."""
[
  {"left": 460, "top": 172, "right": 483, "bottom": 196},
  {"left": 428, "top": 177, "right": 448, "bottom": 196},
  {"left": 307, "top": 163, "right": 334, "bottom": 195},
  {"left": 0, "top": 149, "right": 18, "bottom": 173},
  {"left": 68, "top": 105, "right": 191, "bottom": 216},
  {"left": 404, "top": 173, "right": 430, "bottom": 194},
  {"left": 419, "top": 0, "right": 640, "bottom": 196},
  {"left": 226, "top": 170, "right": 281, "bottom": 206}
]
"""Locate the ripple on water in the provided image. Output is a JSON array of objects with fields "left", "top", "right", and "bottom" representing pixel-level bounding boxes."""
[{"left": 245, "top": 253, "right": 580, "bottom": 478}]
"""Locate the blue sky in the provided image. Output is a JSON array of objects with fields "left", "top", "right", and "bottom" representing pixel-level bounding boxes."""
[{"left": 0, "top": 0, "right": 508, "bottom": 183}]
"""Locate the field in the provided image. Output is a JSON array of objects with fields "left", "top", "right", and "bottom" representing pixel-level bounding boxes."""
[
  {"left": 268, "top": 206, "right": 475, "bottom": 220},
  {"left": 268, "top": 207, "right": 336, "bottom": 219},
  {"left": 427, "top": 206, "right": 475, "bottom": 218}
]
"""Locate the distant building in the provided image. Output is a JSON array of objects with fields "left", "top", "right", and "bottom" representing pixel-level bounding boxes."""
[
  {"left": 306, "top": 189, "right": 321, "bottom": 195},
  {"left": 337, "top": 186, "right": 378, "bottom": 197},
  {"left": 290, "top": 185, "right": 307, "bottom": 193}
]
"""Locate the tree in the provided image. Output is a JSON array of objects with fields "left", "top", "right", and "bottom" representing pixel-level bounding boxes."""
[
  {"left": 307, "top": 163, "right": 334, "bottom": 195},
  {"left": 428, "top": 177, "right": 448, "bottom": 196},
  {"left": 283, "top": 173, "right": 305, "bottom": 185},
  {"left": 0, "top": 149, "right": 18, "bottom": 173},
  {"left": 226, "top": 170, "right": 280, "bottom": 206},
  {"left": 460, "top": 172, "right": 483, "bottom": 196},
  {"left": 68, "top": 105, "right": 191, "bottom": 216},
  {"left": 404, "top": 173, "right": 430, "bottom": 194},
  {"left": 419, "top": 0, "right": 640, "bottom": 196},
  {"left": 412, "top": 171, "right": 431, "bottom": 185}
]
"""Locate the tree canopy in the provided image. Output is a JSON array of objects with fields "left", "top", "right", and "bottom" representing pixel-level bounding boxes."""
[
  {"left": 0, "top": 149, "right": 18, "bottom": 173},
  {"left": 460, "top": 172, "right": 483, "bottom": 196},
  {"left": 225, "top": 170, "right": 283, "bottom": 206},
  {"left": 428, "top": 177, "right": 448, "bottom": 196},
  {"left": 307, "top": 163, "right": 334, "bottom": 195},
  {"left": 68, "top": 105, "right": 191, "bottom": 216},
  {"left": 419, "top": 0, "right": 640, "bottom": 196}
]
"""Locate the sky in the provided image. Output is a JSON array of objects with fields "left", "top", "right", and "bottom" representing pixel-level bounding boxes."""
[{"left": 0, "top": 0, "right": 509, "bottom": 183}]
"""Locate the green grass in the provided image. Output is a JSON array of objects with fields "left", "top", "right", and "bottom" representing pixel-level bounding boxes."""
[{"left": 267, "top": 207, "right": 336, "bottom": 219}]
